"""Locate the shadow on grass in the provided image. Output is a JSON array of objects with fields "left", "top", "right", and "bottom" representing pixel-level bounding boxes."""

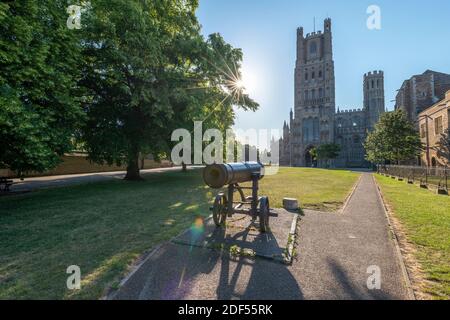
[{"left": 0, "top": 170, "right": 214, "bottom": 299}]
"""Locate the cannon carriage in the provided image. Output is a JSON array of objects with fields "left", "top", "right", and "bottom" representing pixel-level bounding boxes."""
[{"left": 203, "top": 162, "right": 271, "bottom": 233}]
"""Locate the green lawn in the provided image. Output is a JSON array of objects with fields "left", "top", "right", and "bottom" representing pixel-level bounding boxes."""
[
  {"left": 0, "top": 167, "right": 359, "bottom": 299},
  {"left": 256, "top": 167, "right": 360, "bottom": 211},
  {"left": 375, "top": 175, "right": 450, "bottom": 299}
]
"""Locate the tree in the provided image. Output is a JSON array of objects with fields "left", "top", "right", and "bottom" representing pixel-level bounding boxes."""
[
  {"left": 0, "top": 1, "right": 83, "bottom": 176},
  {"left": 79, "top": 0, "right": 258, "bottom": 180},
  {"left": 364, "top": 110, "right": 422, "bottom": 164},
  {"left": 311, "top": 143, "right": 341, "bottom": 168}
]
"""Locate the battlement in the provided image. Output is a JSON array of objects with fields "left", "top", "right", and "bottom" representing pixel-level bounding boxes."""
[
  {"left": 305, "top": 30, "right": 322, "bottom": 38},
  {"left": 336, "top": 108, "right": 364, "bottom": 114},
  {"left": 298, "top": 18, "right": 331, "bottom": 40},
  {"left": 364, "top": 70, "right": 384, "bottom": 78}
]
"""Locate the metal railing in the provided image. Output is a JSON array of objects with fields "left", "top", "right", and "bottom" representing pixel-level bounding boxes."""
[{"left": 377, "top": 165, "right": 449, "bottom": 190}]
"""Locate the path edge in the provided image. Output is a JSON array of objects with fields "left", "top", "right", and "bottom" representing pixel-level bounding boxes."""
[
  {"left": 104, "top": 215, "right": 214, "bottom": 300},
  {"left": 339, "top": 173, "right": 363, "bottom": 214},
  {"left": 372, "top": 174, "right": 416, "bottom": 300}
]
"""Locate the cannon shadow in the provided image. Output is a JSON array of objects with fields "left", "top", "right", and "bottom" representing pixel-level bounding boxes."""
[{"left": 112, "top": 217, "right": 303, "bottom": 300}]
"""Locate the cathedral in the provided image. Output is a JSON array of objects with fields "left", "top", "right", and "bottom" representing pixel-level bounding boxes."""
[{"left": 279, "top": 18, "right": 385, "bottom": 168}]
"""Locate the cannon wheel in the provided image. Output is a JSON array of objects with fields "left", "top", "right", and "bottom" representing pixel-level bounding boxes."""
[
  {"left": 212, "top": 193, "right": 227, "bottom": 227},
  {"left": 259, "top": 196, "right": 270, "bottom": 233}
]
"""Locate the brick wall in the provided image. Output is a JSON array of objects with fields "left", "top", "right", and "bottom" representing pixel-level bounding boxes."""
[{"left": 0, "top": 154, "right": 173, "bottom": 178}]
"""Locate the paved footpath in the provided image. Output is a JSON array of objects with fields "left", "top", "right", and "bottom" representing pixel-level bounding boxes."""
[
  {"left": 10, "top": 167, "right": 187, "bottom": 192},
  {"left": 112, "top": 173, "right": 412, "bottom": 300}
]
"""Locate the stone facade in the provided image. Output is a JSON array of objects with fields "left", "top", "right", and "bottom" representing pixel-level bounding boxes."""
[
  {"left": 279, "top": 19, "right": 385, "bottom": 168},
  {"left": 418, "top": 90, "right": 450, "bottom": 167},
  {"left": 395, "top": 70, "right": 450, "bottom": 123}
]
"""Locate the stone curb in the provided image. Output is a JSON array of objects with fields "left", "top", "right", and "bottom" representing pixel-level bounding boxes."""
[{"left": 372, "top": 175, "right": 416, "bottom": 300}]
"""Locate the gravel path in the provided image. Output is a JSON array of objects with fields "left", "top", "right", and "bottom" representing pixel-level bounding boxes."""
[
  {"left": 9, "top": 167, "right": 186, "bottom": 192},
  {"left": 112, "top": 173, "right": 411, "bottom": 300}
]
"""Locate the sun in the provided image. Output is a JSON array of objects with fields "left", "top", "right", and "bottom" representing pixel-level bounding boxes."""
[{"left": 235, "top": 79, "right": 245, "bottom": 90}]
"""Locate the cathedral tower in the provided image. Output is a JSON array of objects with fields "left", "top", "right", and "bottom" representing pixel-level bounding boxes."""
[
  {"left": 363, "top": 71, "right": 385, "bottom": 130},
  {"left": 293, "top": 18, "right": 336, "bottom": 166}
]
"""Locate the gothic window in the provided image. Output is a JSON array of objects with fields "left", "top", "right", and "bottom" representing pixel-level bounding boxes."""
[
  {"left": 319, "top": 88, "right": 323, "bottom": 98},
  {"left": 305, "top": 90, "right": 309, "bottom": 100},
  {"left": 305, "top": 72, "right": 308, "bottom": 81},
  {"left": 311, "top": 89, "right": 316, "bottom": 99},
  {"left": 371, "top": 80, "right": 374, "bottom": 89},
  {"left": 310, "top": 42, "right": 317, "bottom": 55},
  {"left": 377, "top": 79, "right": 380, "bottom": 88},
  {"left": 319, "top": 70, "right": 322, "bottom": 78},
  {"left": 302, "top": 118, "right": 313, "bottom": 142},
  {"left": 353, "top": 135, "right": 360, "bottom": 144},
  {"left": 313, "top": 118, "right": 320, "bottom": 140}
]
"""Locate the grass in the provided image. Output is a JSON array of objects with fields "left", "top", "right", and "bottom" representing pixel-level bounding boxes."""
[
  {"left": 375, "top": 174, "right": 450, "bottom": 299},
  {"left": 0, "top": 167, "right": 359, "bottom": 299},
  {"left": 255, "top": 167, "right": 360, "bottom": 211}
]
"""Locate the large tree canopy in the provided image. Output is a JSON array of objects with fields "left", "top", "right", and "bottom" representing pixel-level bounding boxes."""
[
  {"left": 79, "top": 0, "right": 258, "bottom": 179},
  {"left": 364, "top": 110, "right": 422, "bottom": 164},
  {"left": 0, "top": 1, "right": 83, "bottom": 175}
]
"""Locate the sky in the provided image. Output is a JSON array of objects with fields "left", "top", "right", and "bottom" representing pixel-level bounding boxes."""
[{"left": 196, "top": 0, "right": 450, "bottom": 139}]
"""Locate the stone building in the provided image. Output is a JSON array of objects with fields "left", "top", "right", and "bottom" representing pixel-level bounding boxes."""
[
  {"left": 418, "top": 90, "right": 450, "bottom": 167},
  {"left": 279, "top": 19, "right": 385, "bottom": 168},
  {"left": 395, "top": 70, "right": 450, "bottom": 123}
]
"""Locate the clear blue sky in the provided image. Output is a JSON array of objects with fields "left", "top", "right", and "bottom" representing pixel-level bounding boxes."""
[{"left": 196, "top": 0, "right": 450, "bottom": 135}]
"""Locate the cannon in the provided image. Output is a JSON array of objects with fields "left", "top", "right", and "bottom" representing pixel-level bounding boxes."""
[{"left": 203, "top": 162, "right": 271, "bottom": 232}]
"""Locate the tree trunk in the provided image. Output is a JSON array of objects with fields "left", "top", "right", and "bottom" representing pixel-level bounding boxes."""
[
  {"left": 140, "top": 153, "right": 145, "bottom": 170},
  {"left": 125, "top": 148, "right": 142, "bottom": 180}
]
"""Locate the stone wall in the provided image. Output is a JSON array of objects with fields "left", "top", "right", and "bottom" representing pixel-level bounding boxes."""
[
  {"left": 418, "top": 91, "right": 450, "bottom": 167},
  {"left": 0, "top": 154, "right": 173, "bottom": 178}
]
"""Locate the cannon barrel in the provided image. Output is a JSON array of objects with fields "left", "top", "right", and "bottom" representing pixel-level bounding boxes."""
[{"left": 203, "top": 162, "right": 264, "bottom": 189}]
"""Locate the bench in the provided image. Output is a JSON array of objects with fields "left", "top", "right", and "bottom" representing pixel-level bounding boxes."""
[{"left": 0, "top": 177, "right": 14, "bottom": 192}]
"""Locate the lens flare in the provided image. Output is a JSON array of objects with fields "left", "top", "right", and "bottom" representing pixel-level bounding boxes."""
[{"left": 189, "top": 216, "right": 205, "bottom": 248}]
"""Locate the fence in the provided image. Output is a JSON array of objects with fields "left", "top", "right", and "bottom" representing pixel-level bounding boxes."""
[{"left": 377, "top": 165, "right": 449, "bottom": 190}]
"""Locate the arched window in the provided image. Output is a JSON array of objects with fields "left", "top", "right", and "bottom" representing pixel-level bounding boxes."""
[
  {"left": 312, "top": 71, "right": 315, "bottom": 79},
  {"left": 313, "top": 118, "right": 320, "bottom": 140},
  {"left": 319, "top": 88, "right": 323, "bottom": 98},
  {"left": 311, "top": 89, "right": 316, "bottom": 99},
  {"left": 310, "top": 42, "right": 317, "bottom": 55},
  {"left": 305, "top": 72, "right": 308, "bottom": 81},
  {"left": 319, "top": 70, "right": 322, "bottom": 78},
  {"left": 371, "top": 80, "right": 374, "bottom": 89}
]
